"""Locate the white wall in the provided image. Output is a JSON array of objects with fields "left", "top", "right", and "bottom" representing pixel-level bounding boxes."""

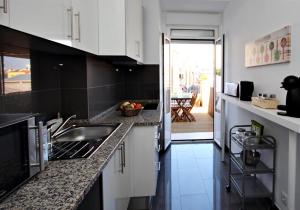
[
  {"left": 162, "top": 11, "right": 221, "bottom": 37},
  {"left": 222, "top": 0, "right": 300, "bottom": 209}
]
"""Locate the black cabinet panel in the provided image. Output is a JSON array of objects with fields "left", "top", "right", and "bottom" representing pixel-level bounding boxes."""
[{"left": 77, "top": 175, "right": 103, "bottom": 210}]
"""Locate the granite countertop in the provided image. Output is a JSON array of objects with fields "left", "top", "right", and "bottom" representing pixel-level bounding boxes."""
[{"left": 0, "top": 103, "right": 162, "bottom": 210}]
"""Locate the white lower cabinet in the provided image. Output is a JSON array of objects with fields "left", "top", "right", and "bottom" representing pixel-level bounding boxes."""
[
  {"left": 129, "top": 126, "right": 160, "bottom": 197},
  {"left": 103, "top": 125, "right": 160, "bottom": 210},
  {"left": 103, "top": 135, "right": 131, "bottom": 210}
]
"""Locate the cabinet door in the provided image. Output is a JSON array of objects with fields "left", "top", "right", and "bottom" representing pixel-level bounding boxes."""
[
  {"left": 136, "top": 0, "right": 143, "bottom": 62},
  {"left": 103, "top": 139, "right": 130, "bottom": 210},
  {"left": 0, "top": 0, "right": 9, "bottom": 26},
  {"left": 130, "top": 126, "right": 158, "bottom": 197},
  {"left": 103, "top": 152, "right": 118, "bottom": 210},
  {"left": 126, "top": 0, "right": 143, "bottom": 62},
  {"left": 72, "top": 0, "right": 98, "bottom": 54},
  {"left": 98, "top": 0, "right": 126, "bottom": 56},
  {"left": 9, "top": 0, "right": 72, "bottom": 46},
  {"left": 142, "top": 0, "right": 160, "bottom": 64},
  {"left": 117, "top": 136, "right": 131, "bottom": 209}
]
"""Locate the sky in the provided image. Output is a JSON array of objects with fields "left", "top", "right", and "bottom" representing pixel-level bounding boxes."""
[{"left": 3, "top": 56, "right": 30, "bottom": 71}]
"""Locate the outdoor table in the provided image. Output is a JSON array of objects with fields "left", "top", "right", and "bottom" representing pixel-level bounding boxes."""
[{"left": 171, "top": 94, "right": 195, "bottom": 122}]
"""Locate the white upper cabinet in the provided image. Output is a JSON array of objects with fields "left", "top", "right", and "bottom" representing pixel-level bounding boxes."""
[
  {"left": 9, "top": 0, "right": 73, "bottom": 47},
  {"left": 126, "top": 0, "right": 143, "bottom": 62},
  {"left": 71, "top": 0, "right": 99, "bottom": 54},
  {"left": 98, "top": 0, "right": 126, "bottom": 56},
  {"left": 8, "top": 0, "right": 98, "bottom": 54},
  {"left": 142, "top": 0, "right": 161, "bottom": 64},
  {"left": 2, "top": 0, "right": 143, "bottom": 59},
  {"left": 0, "top": 0, "right": 9, "bottom": 26},
  {"left": 99, "top": 0, "right": 143, "bottom": 62}
]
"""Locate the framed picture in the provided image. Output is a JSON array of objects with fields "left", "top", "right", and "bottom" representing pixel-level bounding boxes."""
[
  {"left": 245, "top": 26, "right": 291, "bottom": 67},
  {"left": 251, "top": 120, "right": 264, "bottom": 137}
]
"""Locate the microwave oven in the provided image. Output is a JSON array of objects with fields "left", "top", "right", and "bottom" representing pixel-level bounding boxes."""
[{"left": 0, "top": 115, "right": 48, "bottom": 202}]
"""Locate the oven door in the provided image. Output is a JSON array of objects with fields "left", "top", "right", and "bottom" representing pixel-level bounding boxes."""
[{"left": 0, "top": 120, "right": 31, "bottom": 201}]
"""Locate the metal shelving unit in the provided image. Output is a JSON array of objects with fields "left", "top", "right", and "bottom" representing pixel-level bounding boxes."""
[{"left": 226, "top": 125, "right": 276, "bottom": 210}]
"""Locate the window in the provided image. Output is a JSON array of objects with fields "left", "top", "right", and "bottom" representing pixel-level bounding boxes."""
[
  {"left": 1, "top": 55, "right": 31, "bottom": 94},
  {"left": 171, "top": 29, "right": 215, "bottom": 40}
]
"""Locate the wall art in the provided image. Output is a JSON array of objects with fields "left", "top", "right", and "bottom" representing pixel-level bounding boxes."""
[{"left": 245, "top": 26, "right": 291, "bottom": 67}]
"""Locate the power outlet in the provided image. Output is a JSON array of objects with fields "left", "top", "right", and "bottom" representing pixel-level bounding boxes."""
[{"left": 281, "top": 191, "right": 288, "bottom": 206}]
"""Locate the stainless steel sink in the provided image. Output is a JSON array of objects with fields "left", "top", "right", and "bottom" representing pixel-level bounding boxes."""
[
  {"left": 54, "top": 123, "right": 120, "bottom": 142},
  {"left": 49, "top": 123, "right": 121, "bottom": 160}
]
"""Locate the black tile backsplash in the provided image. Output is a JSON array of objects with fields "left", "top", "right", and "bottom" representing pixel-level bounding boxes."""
[
  {"left": 60, "top": 56, "right": 87, "bottom": 89},
  {"left": 87, "top": 56, "right": 124, "bottom": 88},
  {"left": 2, "top": 92, "right": 33, "bottom": 113},
  {"left": 0, "top": 26, "right": 160, "bottom": 120},
  {"left": 122, "top": 65, "right": 160, "bottom": 100},
  {"left": 31, "top": 90, "right": 61, "bottom": 117},
  {"left": 30, "top": 51, "right": 62, "bottom": 91},
  {"left": 61, "top": 89, "right": 88, "bottom": 119},
  {"left": 86, "top": 56, "right": 125, "bottom": 118}
]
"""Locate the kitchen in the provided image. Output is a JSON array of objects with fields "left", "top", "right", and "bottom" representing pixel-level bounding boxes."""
[{"left": 0, "top": 0, "right": 300, "bottom": 210}]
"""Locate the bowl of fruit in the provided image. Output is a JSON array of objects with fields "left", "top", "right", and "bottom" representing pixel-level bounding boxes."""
[{"left": 119, "top": 101, "right": 144, "bottom": 117}]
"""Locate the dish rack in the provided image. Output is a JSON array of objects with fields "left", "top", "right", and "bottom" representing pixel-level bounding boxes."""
[{"left": 226, "top": 125, "right": 277, "bottom": 210}]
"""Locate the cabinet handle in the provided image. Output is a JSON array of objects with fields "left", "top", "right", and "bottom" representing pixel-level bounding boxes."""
[
  {"left": 122, "top": 142, "right": 126, "bottom": 167},
  {"left": 118, "top": 145, "right": 124, "bottom": 174},
  {"left": 74, "top": 12, "right": 81, "bottom": 42},
  {"left": 155, "top": 133, "right": 160, "bottom": 140},
  {"left": 0, "top": 0, "right": 8, "bottom": 13},
  {"left": 67, "top": 8, "right": 73, "bottom": 40},
  {"left": 156, "top": 144, "right": 161, "bottom": 152},
  {"left": 155, "top": 162, "right": 161, "bottom": 171},
  {"left": 135, "top": 41, "right": 140, "bottom": 58}
]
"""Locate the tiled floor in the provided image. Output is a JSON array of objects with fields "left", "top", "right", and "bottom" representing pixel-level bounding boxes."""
[
  {"left": 151, "top": 143, "right": 271, "bottom": 210},
  {"left": 171, "top": 132, "right": 214, "bottom": 140}
]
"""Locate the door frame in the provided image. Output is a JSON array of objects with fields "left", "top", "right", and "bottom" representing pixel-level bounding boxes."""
[
  {"left": 213, "top": 34, "right": 225, "bottom": 148},
  {"left": 162, "top": 33, "right": 172, "bottom": 151},
  {"left": 169, "top": 38, "right": 216, "bottom": 141}
]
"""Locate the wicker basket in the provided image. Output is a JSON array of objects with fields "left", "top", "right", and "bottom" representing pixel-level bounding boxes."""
[
  {"left": 251, "top": 97, "right": 279, "bottom": 109},
  {"left": 121, "top": 108, "right": 143, "bottom": 117}
]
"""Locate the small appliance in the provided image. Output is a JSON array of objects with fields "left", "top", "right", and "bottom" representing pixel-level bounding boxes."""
[
  {"left": 239, "top": 81, "right": 254, "bottom": 101},
  {"left": 224, "top": 82, "right": 239, "bottom": 97},
  {"left": 0, "top": 115, "right": 48, "bottom": 202},
  {"left": 278, "top": 75, "right": 300, "bottom": 118}
]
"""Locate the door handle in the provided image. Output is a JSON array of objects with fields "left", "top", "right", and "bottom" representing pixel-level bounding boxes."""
[
  {"left": 67, "top": 7, "right": 73, "bottom": 40},
  {"left": 0, "top": 0, "right": 8, "bottom": 14},
  {"left": 74, "top": 12, "right": 81, "bottom": 42}
]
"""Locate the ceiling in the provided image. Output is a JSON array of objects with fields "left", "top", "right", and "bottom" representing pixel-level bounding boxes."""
[{"left": 160, "top": 0, "right": 231, "bottom": 13}]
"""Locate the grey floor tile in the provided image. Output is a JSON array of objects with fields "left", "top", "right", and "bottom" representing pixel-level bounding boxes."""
[
  {"left": 150, "top": 143, "right": 273, "bottom": 210},
  {"left": 171, "top": 196, "right": 182, "bottom": 210},
  {"left": 178, "top": 169, "right": 206, "bottom": 195},
  {"left": 181, "top": 194, "right": 212, "bottom": 210},
  {"left": 177, "top": 157, "right": 199, "bottom": 170}
]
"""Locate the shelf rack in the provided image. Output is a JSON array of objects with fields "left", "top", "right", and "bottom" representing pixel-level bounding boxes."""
[{"left": 226, "top": 125, "right": 276, "bottom": 210}]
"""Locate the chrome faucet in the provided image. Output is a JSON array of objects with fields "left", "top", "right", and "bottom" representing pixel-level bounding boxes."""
[{"left": 51, "top": 114, "right": 77, "bottom": 139}]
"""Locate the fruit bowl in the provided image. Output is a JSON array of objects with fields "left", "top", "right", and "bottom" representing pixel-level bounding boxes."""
[
  {"left": 121, "top": 108, "right": 143, "bottom": 117},
  {"left": 119, "top": 101, "right": 144, "bottom": 117}
]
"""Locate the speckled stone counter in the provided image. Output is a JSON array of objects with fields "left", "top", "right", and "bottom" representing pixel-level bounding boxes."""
[{"left": 0, "top": 104, "right": 162, "bottom": 210}]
